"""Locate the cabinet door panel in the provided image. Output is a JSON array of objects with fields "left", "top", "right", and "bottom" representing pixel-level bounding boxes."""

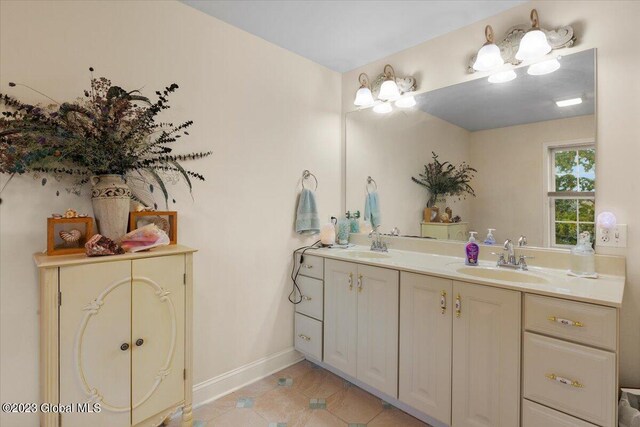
[
  {"left": 452, "top": 281, "right": 521, "bottom": 427},
  {"left": 324, "top": 260, "right": 358, "bottom": 376},
  {"left": 356, "top": 265, "right": 399, "bottom": 397},
  {"left": 59, "top": 261, "right": 131, "bottom": 427},
  {"left": 399, "top": 273, "right": 452, "bottom": 424},
  {"left": 132, "top": 255, "right": 185, "bottom": 425}
]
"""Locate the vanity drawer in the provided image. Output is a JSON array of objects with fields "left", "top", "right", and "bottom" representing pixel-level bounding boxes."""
[
  {"left": 523, "top": 399, "right": 598, "bottom": 427},
  {"left": 295, "top": 276, "right": 323, "bottom": 321},
  {"left": 294, "top": 313, "right": 322, "bottom": 360},
  {"left": 523, "top": 332, "right": 616, "bottom": 427},
  {"left": 297, "top": 254, "right": 324, "bottom": 280},
  {"left": 525, "top": 294, "right": 617, "bottom": 350}
]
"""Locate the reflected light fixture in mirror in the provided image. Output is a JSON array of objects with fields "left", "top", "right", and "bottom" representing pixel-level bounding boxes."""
[
  {"left": 354, "top": 73, "right": 375, "bottom": 106},
  {"left": 488, "top": 69, "right": 517, "bottom": 83},
  {"left": 395, "top": 95, "right": 416, "bottom": 108},
  {"left": 473, "top": 25, "right": 504, "bottom": 71},
  {"left": 528, "top": 57, "right": 561, "bottom": 75},
  {"left": 556, "top": 97, "right": 582, "bottom": 107},
  {"left": 516, "top": 9, "right": 552, "bottom": 61},
  {"left": 378, "top": 64, "right": 401, "bottom": 100},
  {"left": 373, "top": 102, "right": 392, "bottom": 114}
]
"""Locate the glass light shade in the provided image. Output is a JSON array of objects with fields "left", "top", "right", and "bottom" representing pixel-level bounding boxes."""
[
  {"left": 488, "top": 69, "right": 517, "bottom": 84},
  {"left": 395, "top": 95, "right": 416, "bottom": 108},
  {"left": 473, "top": 44, "right": 504, "bottom": 71},
  {"left": 527, "top": 58, "right": 561, "bottom": 75},
  {"left": 597, "top": 212, "right": 617, "bottom": 229},
  {"left": 378, "top": 79, "right": 400, "bottom": 100},
  {"left": 354, "top": 87, "right": 374, "bottom": 106},
  {"left": 373, "top": 102, "right": 392, "bottom": 114},
  {"left": 516, "top": 29, "right": 551, "bottom": 61}
]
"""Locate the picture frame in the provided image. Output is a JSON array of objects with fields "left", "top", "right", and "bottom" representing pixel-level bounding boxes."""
[
  {"left": 47, "top": 217, "right": 94, "bottom": 255},
  {"left": 129, "top": 211, "right": 177, "bottom": 245}
]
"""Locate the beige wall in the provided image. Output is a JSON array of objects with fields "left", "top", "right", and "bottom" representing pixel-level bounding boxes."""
[
  {"left": 0, "top": 1, "right": 341, "bottom": 425},
  {"left": 346, "top": 109, "right": 471, "bottom": 236},
  {"left": 343, "top": 0, "right": 640, "bottom": 386},
  {"left": 469, "top": 115, "right": 595, "bottom": 246}
]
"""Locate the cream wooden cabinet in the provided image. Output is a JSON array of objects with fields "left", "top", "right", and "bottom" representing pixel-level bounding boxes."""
[
  {"left": 399, "top": 272, "right": 452, "bottom": 425},
  {"left": 35, "top": 246, "right": 195, "bottom": 427},
  {"left": 420, "top": 222, "right": 469, "bottom": 240},
  {"left": 294, "top": 254, "right": 325, "bottom": 361},
  {"left": 324, "top": 260, "right": 399, "bottom": 397},
  {"left": 451, "top": 281, "right": 521, "bottom": 427}
]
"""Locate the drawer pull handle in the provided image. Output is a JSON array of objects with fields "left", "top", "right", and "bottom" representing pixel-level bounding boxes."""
[
  {"left": 302, "top": 295, "right": 312, "bottom": 301},
  {"left": 440, "top": 291, "right": 447, "bottom": 314},
  {"left": 455, "top": 294, "right": 461, "bottom": 318},
  {"left": 302, "top": 264, "right": 313, "bottom": 269},
  {"left": 546, "top": 373, "right": 584, "bottom": 388},
  {"left": 348, "top": 273, "right": 353, "bottom": 291},
  {"left": 548, "top": 316, "right": 584, "bottom": 327},
  {"left": 357, "top": 274, "right": 363, "bottom": 292},
  {"left": 298, "top": 334, "right": 311, "bottom": 342}
]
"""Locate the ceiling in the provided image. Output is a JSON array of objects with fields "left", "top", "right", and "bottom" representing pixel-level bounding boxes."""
[
  {"left": 417, "top": 49, "right": 596, "bottom": 131},
  {"left": 181, "top": 0, "right": 525, "bottom": 72}
]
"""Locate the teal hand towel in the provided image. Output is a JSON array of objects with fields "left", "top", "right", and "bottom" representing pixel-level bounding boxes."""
[
  {"left": 296, "top": 189, "right": 320, "bottom": 235},
  {"left": 364, "top": 191, "right": 381, "bottom": 228}
]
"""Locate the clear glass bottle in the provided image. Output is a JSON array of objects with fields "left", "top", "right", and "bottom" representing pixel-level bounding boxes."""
[{"left": 570, "top": 231, "right": 596, "bottom": 276}]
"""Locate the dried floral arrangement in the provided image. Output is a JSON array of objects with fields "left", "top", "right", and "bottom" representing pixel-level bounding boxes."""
[
  {"left": 411, "top": 152, "right": 477, "bottom": 207},
  {"left": 0, "top": 68, "right": 211, "bottom": 207}
]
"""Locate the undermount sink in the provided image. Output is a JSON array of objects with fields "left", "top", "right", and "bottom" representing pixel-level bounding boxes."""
[
  {"left": 456, "top": 266, "right": 549, "bottom": 284},
  {"left": 345, "top": 251, "right": 392, "bottom": 259}
]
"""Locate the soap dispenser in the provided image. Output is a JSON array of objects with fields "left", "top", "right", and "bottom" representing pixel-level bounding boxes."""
[
  {"left": 570, "top": 231, "right": 596, "bottom": 277},
  {"left": 484, "top": 228, "right": 496, "bottom": 245},
  {"left": 465, "top": 231, "right": 480, "bottom": 266}
]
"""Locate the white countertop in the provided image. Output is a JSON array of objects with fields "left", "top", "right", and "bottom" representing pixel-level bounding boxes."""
[{"left": 304, "top": 245, "right": 625, "bottom": 308}]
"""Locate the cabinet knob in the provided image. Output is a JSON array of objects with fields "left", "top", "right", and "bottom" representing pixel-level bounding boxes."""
[
  {"left": 135, "top": 338, "right": 144, "bottom": 347},
  {"left": 120, "top": 343, "right": 129, "bottom": 351}
]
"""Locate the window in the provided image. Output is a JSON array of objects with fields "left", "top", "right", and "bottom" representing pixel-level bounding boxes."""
[{"left": 548, "top": 145, "right": 595, "bottom": 247}]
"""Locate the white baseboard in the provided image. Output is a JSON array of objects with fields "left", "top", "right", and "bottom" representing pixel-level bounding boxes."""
[{"left": 192, "top": 347, "right": 304, "bottom": 408}]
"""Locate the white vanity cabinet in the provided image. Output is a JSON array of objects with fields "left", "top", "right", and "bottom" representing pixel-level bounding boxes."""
[
  {"left": 35, "top": 246, "right": 195, "bottom": 427},
  {"left": 324, "top": 259, "right": 399, "bottom": 397}
]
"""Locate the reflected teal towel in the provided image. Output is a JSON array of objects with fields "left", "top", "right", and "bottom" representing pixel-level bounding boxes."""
[
  {"left": 296, "top": 189, "right": 320, "bottom": 235},
  {"left": 364, "top": 191, "right": 381, "bottom": 228}
]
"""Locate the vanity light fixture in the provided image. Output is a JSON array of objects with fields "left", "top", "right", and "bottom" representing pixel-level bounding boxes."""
[
  {"left": 354, "top": 73, "right": 375, "bottom": 106},
  {"left": 555, "top": 97, "right": 582, "bottom": 107},
  {"left": 473, "top": 25, "right": 504, "bottom": 71},
  {"left": 395, "top": 95, "right": 416, "bottom": 108},
  {"left": 378, "top": 64, "right": 401, "bottom": 101},
  {"left": 516, "top": 9, "right": 552, "bottom": 61},
  {"left": 488, "top": 69, "right": 517, "bottom": 84},
  {"left": 527, "top": 57, "right": 561, "bottom": 75},
  {"left": 373, "top": 102, "right": 392, "bottom": 114}
]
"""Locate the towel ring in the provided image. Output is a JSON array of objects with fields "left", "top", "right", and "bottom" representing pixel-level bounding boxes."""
[
  {"left": 366, "top": 176, "right": 377, "bottom": 194},
  {"left": 302, "top": 170, "right": 318, "bottom": 191}
]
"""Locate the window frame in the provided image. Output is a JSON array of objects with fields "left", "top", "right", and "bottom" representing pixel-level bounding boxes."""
[{"left": 542, "top": 139, "right": 596, "bottom": 248}]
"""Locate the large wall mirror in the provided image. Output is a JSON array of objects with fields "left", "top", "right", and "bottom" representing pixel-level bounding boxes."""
[{"left": 346, "top": 48, "right": 596, "bottom": 249}]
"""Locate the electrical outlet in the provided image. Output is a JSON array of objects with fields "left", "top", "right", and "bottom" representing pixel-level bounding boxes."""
[{"left": 596, "top": 224, "right": 627, "bottom": 247}]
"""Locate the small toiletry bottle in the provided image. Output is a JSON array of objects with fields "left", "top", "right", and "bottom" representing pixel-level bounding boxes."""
[
  {"left": 484, "top": 228, "right": 496, "bottom": 245},
  {"left": 570, "top": 231, "right": 596, "bottom": 276},
  {"left": 465, "top": 232, "right": 480, "bottom": 266},
  {"left": 350, "top": 211, "right": 361, "bottom": 233}
]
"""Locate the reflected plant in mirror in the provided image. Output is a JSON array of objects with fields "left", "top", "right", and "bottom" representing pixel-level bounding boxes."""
[{"left": 411, "top": 152, "right": 477, "bottom": 209}]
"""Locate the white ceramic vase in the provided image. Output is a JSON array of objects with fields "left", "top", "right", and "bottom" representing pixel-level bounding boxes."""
[{"left": 91, "top": 174, "right": 131, "bottom": 241}]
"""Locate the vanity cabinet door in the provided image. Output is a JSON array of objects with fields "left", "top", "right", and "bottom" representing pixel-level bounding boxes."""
[
  {"left": 324, "top": 259, "right": 358, "bottom": 377},
  {"left": 59, "top": 260, "right": 132, "bottom": 427},
  {"left": 452, "top": 281, "right": 521, "bottom": 427},
  {"left": 356, "top": 265, "right": 399, "bottom": 397},
  {"left": 399, "top": 273, "right": 452, "bottom": 425},
  {"left": 131, "top": 255, "right": 185, "bottom": 426}
]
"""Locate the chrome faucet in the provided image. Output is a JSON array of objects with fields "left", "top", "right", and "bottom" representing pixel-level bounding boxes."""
[
  {"left": 518, "top": 235, "right": 527, "bottom": 247},
  {"left": 368, "top": 225, "right": 388, "bottom": 252},
  {"left": 493, "top": 239, "right": 533, "bottom": 270}
]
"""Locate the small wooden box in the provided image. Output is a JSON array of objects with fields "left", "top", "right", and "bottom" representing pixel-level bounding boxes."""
[
  {"left": 47, "top": 217, "right": 94, "bottom": 255},
  {"left": 129, "top": 211, "right": 177, "bottom": 245}
]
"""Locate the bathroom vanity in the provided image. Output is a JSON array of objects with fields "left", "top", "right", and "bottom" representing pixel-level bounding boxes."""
[
  {"left": 34, "top": 245, "right": 196, "bottom": 427},
  {"left": 293, "top": 240, "right": 624, "bottom": 427}
]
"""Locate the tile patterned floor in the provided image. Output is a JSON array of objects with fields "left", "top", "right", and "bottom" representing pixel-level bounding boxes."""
[{"left": 168, "top": 360, "right": 431, "bottom": 427}]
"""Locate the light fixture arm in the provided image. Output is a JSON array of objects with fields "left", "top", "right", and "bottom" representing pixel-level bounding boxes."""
[
  {"left": 383, "top": 64, "right": 396, "bottom": 81},
  {"left": 530, "top": 9, "right": 540, "bottom": 29},
  {"left": 358, "top": 73, "right": 371, "bottom": 89},
  {"left": 484, "top": 25, "right": 495, "bottom": 45}
]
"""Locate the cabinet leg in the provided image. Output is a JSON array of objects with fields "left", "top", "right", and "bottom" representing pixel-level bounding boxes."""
[{"left": 181, "top": 404, "right": 193, "bottom": 427}]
